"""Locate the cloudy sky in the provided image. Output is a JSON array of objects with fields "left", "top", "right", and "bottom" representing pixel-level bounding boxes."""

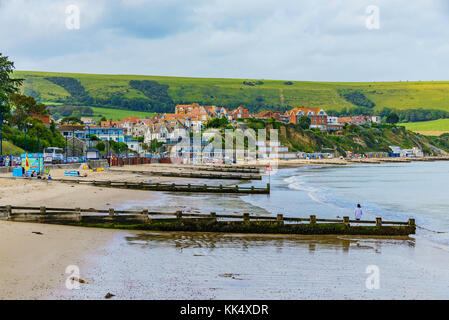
[{"left": 1, "top": 0, "right": 448, "bottom": 81}]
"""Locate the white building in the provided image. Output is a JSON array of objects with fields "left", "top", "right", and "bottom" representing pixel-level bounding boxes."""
[
  {"left": 256, "top": 140, "right": 297, "bottom": 159},
  {"left": 327, "top": 116, "right": 339, "bottom": 125},
  {"left": 389, "top": 146, "right": 423, "bottom": 157},
  {"left": 371, "top": 116, "right": 382, "bottom": 124}
]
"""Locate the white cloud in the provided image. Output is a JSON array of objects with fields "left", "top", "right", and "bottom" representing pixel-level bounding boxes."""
[{"left": 2, "top": 0, "right": 449, "bottom": 81}]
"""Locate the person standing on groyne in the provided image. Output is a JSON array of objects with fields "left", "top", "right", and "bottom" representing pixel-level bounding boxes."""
[{"left": 354, "top": 204, "right": 363, "bottom": 223}]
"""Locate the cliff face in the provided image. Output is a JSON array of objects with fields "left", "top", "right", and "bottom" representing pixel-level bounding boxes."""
[{"left": 263, "top": 122, "right": 447, "bottom": 156}]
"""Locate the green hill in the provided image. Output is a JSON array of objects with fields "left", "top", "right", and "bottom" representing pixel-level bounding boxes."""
[
  {"left": 401, "top": 119, "right": 449, "bottom": 136},
  {"left": 14, "top": 71, "right": 449, "bottom": 116}
]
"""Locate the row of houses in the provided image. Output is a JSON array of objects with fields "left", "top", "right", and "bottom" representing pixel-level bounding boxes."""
[
  {"left": 51, "top": 104, "right": 383, "bottom": 157},
  {"left": 170, "top": 104, "right": 381, "bottom": 132},
  {"left": 73, "top": 104, "right": 382, "bottom": 143},
  {"left": 253, "top": 108, "right": 381, "bottom": 131}
]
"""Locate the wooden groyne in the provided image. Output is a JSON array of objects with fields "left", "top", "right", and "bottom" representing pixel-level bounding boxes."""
[
  {"left": 147, "top": 165, "right": 261, "bottom": 174},
  {"left": 52, "top": 178, "right": 270, "bottom": 194},
  {"left": 0, "top": 205, "right": 416, "bottom": 236},
  {"left": 111, "top": 169, "right": 262, "bottom": 180}
]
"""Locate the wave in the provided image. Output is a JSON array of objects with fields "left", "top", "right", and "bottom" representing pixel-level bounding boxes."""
[{"left": 283, "top": 175, "right": 335, "bottom": 208}]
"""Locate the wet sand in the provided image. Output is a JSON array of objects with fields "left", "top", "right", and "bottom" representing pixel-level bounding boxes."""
[
  {"left": 0, "top": 220, "right": 122, "bottom": 300},
  {"left": 57, "top": 231, "right": 449, "bottom": 300}
]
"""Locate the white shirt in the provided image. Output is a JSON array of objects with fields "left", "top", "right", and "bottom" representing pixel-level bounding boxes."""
[{"left": 354, "top": 208, "right": 363, "bottom": 220}]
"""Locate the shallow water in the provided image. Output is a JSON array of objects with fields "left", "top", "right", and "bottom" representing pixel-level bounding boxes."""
[{"left": 59, "top": 162, "right": 449, "bottom": 299}]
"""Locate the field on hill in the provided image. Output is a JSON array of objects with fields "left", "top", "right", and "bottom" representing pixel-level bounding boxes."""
[
  {"left": 15, "top": 71, "right": 449, "bottom": 116},
  {"left": 401, "top": 119, "right": 449, "bottom": 136},
  {"left": 90, "top": 107, "right": 154, "bottom": 121}
]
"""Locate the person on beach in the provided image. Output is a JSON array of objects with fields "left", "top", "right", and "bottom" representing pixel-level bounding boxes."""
[{"left": 354, "top": 204, "right": 363, "bottom": 221}]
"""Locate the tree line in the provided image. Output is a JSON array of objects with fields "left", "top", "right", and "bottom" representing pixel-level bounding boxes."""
[{"left": 0, "top": 53, "right": 65, "bottom": 153}]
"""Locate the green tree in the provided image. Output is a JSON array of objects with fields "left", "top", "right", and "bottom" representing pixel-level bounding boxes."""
[
  {"left": 96, "top": 141, "right": 106, "bottom": 152},
  {"left": 386, "top": 112, "right": 399, "bottom": 124},
  {"left": 205, "top": 116, "right": 229, "bottom": 129},
  {"left": 9, "top": 94, "right": 48, "bottom": 129},
  {"left": 61, "top": 116, "right": 83, "bottom": 124},
  {"left": 298, "top": 116, "right": 311, "bottom": 130},
  {"left": 0, "top": 53, "right": 23, "bottom": 114},
  {"left": 150, "top": 139, "right": 163, "bottom": 152},
  {"left": 89, "top": 134, "right": 100, "bottom": 141}
]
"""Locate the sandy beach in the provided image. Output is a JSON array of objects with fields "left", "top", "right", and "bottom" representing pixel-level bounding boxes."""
[{"left": 0, "top": 220, "right": 123, "bottom": 299}]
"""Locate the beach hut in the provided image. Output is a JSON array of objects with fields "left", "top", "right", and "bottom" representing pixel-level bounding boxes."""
[{"left": 86, "top": 148, "right": 100, "bottom": 160}]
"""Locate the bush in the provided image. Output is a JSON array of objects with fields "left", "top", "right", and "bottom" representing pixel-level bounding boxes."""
[{"left": 338, "top": 89, "right": 375, "bottom": 109}]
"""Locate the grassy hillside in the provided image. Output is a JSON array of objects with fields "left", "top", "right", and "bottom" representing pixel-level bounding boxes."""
[
  {"left": 14, "top": 71, "right": 449, "bottom": 116},
  {"left": 401, "top": 119, "right": 449, "bottom": 136},
  {"left": 90, "top": 107, "right": 154, "bottom": 121},
  {"left": 2, "top": 141, "right": 25, "bottom": 155},
  {"left": 243, "top": 120, "right": 449, "bottom": 155}
]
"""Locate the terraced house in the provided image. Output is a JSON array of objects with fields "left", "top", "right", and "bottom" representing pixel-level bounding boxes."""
[
  {"left": 175, "top": 104, "right": 250, "bottom": 122},
  {"left": 286, "top": 107, "right": 328, "bottom": 130}
]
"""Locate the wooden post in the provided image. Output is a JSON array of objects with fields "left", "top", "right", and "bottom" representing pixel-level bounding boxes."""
[
  {"left": 277, "top": 214, "right": 284, "bottom": 225},
  {"left": 5, "top": 205, "right": 12, "bottom": 219},
  {"left": 141, "top": 209, "right": 149, "bottom": 223},
  {"left": 376, "top": 217, "right": 382, "bottom": 227},
  {"left": 40, "top": 206, "right": 46, "bottom": 215},
  {"left": 243, "top": 213, "right": 250, "bottom": 222},
  {"left": 343, "top": 216, "right": 350, "bottom": 226},
  {"left": 408, "top": 218, "right": 416, "bottom": 228},
  {"left": 109, "top": 208, "right": 115, "bottom": 217},
  {"left": 310, "top": 215, "right": 316, "bottom": 225},
  {"left": 75, "top": 207, "right": 81, "bottom": 222},
  {"left": 210, "top": 212, "right": 217, "bottom": 222},
  {"left": 176, "top": 211, "right": 182, "bottom": 219}
]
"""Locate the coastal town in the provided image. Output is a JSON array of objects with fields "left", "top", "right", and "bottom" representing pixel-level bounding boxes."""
[{"left": 13, "top": 103, "right": 424, "bottom": 166}]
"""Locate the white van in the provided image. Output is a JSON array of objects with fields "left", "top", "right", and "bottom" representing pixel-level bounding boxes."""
[{"left": 44, "top": 147, "right": 64, "bottom": 164}]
